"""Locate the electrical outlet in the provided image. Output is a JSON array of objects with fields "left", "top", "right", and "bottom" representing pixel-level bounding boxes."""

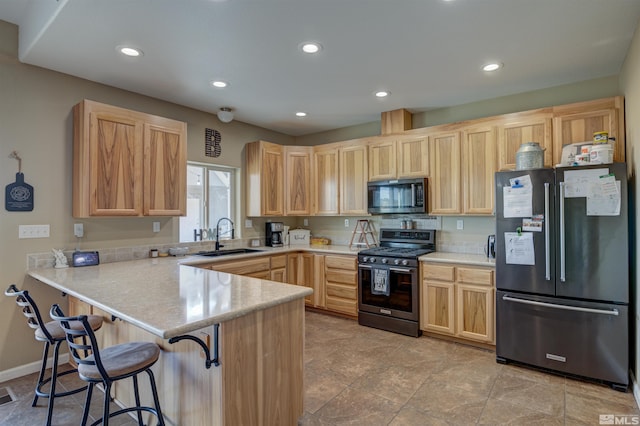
[
  {"left": 19, "top": 224, "right": 50, "bottom": 239},
  {"left": 303, "top": 218, "right": 309, "bottom": 226},
  {"left": 344, "top": 219, "right": 349, "bottom": 227},
  {"left": 456, "top": 220, "right": 464, "bottom": 230},
  {"left": 74, "top": 223, "right": 84, "bottom": 238},
  {"left": 153, "top": 222, "right": 160, "bottom": 233}
]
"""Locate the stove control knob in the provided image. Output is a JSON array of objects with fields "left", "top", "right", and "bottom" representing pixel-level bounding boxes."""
[
  {"left": 369, "top": 257, "right": 376, "bottom": 263},
  {"left": 381, "top": 258, "right": 388, "bottom": 264},
  {"left": 394, "top": 259, "right": 401, "bottom": 265},
  {"left": 401, "top": 259, "right": 409, "bottom": 266},
  {"left": 362, "top": 257, "right": 368, "bottom": 263}
]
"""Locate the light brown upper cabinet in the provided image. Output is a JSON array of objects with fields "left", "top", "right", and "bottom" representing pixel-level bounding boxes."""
[
  {"left": 428, "top": 131, "right": 462, "bottom": 215},
  {"left": 284, "top": 146, "right": 313, "bottom": 215},
  {"left": 368, "top": 135, "right": 429, "bottom": 181},
  {"left": 552, "top": 96, "right": 625, "bottom": 164},
  {"left": 462, "top": 126, "right": 497, "bottom": 215},
  {"left": 246, "top": 140, "right": 284, "bottom": 217},
  {"left": 496, "top": 110, "right": 553, "bottom": 171},
  {"left": 313, "top": 143, "right": 340, "bottom": 215},
  {"left": 368, "top": 138, "right": 397, "bottom": 181},
  {"left": 339, "top": 141, "right": 369, "bottom": 215},
  {"left": 73, "top": 99, "right": 186, "bottom": 218}
]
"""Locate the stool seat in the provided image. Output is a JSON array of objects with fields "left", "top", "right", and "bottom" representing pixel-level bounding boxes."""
[
  {"left": 79, "top": 342, "right": 160, "bottom": 381},
  {"left": 35, "top": 316, "right": 103, "bottom": 341}
]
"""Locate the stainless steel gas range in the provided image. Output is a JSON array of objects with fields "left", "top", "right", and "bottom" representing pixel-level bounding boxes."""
[{"left": 357, "top": 228, "right": 435, "bottom": 337}]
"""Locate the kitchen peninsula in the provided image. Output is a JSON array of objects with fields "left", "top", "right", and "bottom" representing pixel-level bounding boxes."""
[{"left": 27, "top": 256, "right": 312, "bottom": 425}]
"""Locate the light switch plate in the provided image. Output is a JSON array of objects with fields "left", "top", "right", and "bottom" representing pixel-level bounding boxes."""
[
  {"left": 74, "top": 223, "right": 84, "bottom": 238},
  {"left": 245, "top": 219, "right": 253, "bottom": 228},
  {"left": 456, "top": 220, "right": 464, "bottom": 230},
  {"left": 344, "top": 219, "right": 349, "bottom": 227},
  {"left": 153, "top": 222, "right": 160, "bottom": 233},
  {"left": 19, "top": 224, "right": 50, "bottom": 239},
  {"left": 303, "top": 218, "right": 309, "bottom": 226}
]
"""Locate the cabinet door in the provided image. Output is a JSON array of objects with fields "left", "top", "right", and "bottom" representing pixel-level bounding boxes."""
[
  {"left": 89, "top": 110, "right": 143, "bottom": 216},
  {"left": 246, "top": 141, "right": 284, "bottom": 217},
  {"left": 462, "top": 126, "right": 496, "bottom": 215},
  {"left": 456, "top": 284, "right": 494, "bottom": 343},
  {"left": 428, "top": 131, "right": 461, "bottom": 215},
  {"left": 285, "top": 147, "right": 312, "bottom": 215},
  {"left": 262, "top": 144, "right": 284, "bottom": 216},
  {"left": 143, "top": 122, "right": 187, "bottom": 216},
  {"left": 497, "top": 114, "right": 553, "bottom": 170},
  {"left": 339, "top": 143, "right": 368, "bottom": 215},
  {"left": 422, "top": 281, "right": 455, "bottom": 335},
  {"left": 270, "top": 254, "right": 287, "bottom": 282},
  {"left": 299, "top": 253, "right": 315, "bottom": 306},
  {"left": 397, "top": 136, "right": 429, "bottom": 178},
  {"left": 313, "top": 146, "right": 339, "bottom": 215},
  {"left": 553, "top": 97, "right": 625, "bottom": 164},
  {"left": 368, "top": 138, "right": 397, "bottom": 181}
]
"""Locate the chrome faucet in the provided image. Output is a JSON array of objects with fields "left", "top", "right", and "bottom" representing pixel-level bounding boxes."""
[{"left": 215, "top": 217, "right": 234, "bottom": 251}]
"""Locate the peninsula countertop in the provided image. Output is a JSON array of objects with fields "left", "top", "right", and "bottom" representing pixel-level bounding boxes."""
[{"left": 27, "top": 256, "right": 312, "bottom": 339}]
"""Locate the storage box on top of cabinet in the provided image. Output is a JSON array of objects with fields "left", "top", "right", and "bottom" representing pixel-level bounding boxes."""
[{"left": 72, "top": 99, "right": 187, "bottom": 217}]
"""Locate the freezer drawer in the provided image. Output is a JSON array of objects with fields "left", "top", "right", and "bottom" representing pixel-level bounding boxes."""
[{"left": 496, "top": 290, "right": 628, "bottom": 387}]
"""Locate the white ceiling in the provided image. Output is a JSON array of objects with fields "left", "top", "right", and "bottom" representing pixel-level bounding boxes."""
[{"left": 1, "top": 0, "right": 640, "bottom": 136}]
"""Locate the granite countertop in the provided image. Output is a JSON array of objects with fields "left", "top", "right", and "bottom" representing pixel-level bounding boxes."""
[
  {"left": 28, "top": 255, "right": 312, "bottom": 339},
  {"left": 419, "top": 252, "right": 496, "bottom": 267}
]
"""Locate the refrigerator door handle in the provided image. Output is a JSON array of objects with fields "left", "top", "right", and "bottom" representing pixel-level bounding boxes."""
[
  {"left": 559, "top": 182, "right": 566, "bottom": 282},
  {"left": 502, "top": 295, "right": 619, "bottom": 316},
  {"left": 544, "top": 182, "right": 550, "bottom": 280}
]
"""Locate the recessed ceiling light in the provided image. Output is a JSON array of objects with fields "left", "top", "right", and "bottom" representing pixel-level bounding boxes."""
[
  {"left": 118, "top": 46, "right": 143, "bottom": 57},
  {"left": 483, "top": 62, "right": 502, "bottom": 72},
  {"left": 375, "top": 91, "right": 390, "bottom": 98},
  {"left": 295, "top": 112, "right": 307, "bottom": 117},
  {"left": 210, "top": 80, "right": 228, "bottom": 88},
  {"left": 300, "top": 42, "right": 322, "bottom": 54}
]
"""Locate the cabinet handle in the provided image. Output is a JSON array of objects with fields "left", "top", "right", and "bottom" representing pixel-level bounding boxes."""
[
  {"left": 544, "top": 182, "right": 550, "bottom": 281},
  {"left": 559, "top": 182, "right": 566, "bottom": 282}
]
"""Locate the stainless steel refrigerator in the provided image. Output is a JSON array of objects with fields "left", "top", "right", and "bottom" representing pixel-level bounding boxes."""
[{"left": 495, "top": 162, "right": 629, "bottom": 390}]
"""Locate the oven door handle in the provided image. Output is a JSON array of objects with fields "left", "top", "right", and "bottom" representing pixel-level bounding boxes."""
[
  {"left": 389, "top": 267, "right": 413, "bottom": 273},
  {"left": 358, "top": 265, "right": 372, "bottom": 269}
]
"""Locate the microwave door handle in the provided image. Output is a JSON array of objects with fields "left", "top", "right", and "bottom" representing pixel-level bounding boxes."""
[{"left": 411, "top": 184, "right": 416, "bottom": 206}]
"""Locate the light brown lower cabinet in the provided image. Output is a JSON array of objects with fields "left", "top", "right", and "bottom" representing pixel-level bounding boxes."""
[
  {"left": 323, "top": 254, "right": 358, "bottom": 317},
  {"left": 68, "top": 296, "right": 305, "bottom": 425},
  {"left": 270, "top": 254, "right": 288, "bottom": 282},
  {"left": 421, "top": 262, "right": 495, "bottom": 345}
]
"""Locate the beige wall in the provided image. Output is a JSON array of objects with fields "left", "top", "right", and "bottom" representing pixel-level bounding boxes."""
[
  {"left": 620, "top": 21, "right": 640, "bottom": 392},
  {"left": 0, "top": 11, "right": 635, "bottom": 378}
]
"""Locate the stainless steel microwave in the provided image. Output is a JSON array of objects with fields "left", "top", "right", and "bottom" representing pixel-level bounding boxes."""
[{"left": 367, "top": 178, "right": 427, "bottom": 214}]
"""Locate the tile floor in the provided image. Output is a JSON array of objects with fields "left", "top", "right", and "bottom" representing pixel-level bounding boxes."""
[{"left": 1, "top": 311, "right": 639, "bottom": 425}]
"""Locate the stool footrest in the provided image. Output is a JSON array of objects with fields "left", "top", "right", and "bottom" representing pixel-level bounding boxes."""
[{"left": 168, "top": 323, "right": 220, "bottom": 369}]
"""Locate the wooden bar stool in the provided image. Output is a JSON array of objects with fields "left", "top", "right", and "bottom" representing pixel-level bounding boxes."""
[
  {"left": 4, "top": 285, "right": 104, "bottom": 426},
  {"left": 50, "top": 304, "right": 166, "bottom": 426}
]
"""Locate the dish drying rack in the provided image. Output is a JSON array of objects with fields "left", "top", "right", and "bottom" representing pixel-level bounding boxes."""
[{"left": 349, "top": 220, "right": 378, "bottom": 249}]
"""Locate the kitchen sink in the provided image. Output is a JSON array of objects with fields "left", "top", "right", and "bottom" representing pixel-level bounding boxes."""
[{"left": 196, "top": 248, "right": 264, "bottom": 257}]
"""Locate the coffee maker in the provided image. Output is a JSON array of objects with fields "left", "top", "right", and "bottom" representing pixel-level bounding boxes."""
[{"left": 266, "top": 222, "right": 284, "bottom": 247}]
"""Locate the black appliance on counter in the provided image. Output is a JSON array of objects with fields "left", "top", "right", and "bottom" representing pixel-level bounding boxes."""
[
  {"left": 495, "top": 163, "right": 629, "bottom": 390},
  {"left": 265, "top": 222, "right": 284, "bottom": 247},
  {"left": 367, "top": 178, "right": 427, "bottom": 215},
  {"left": 358, "top": 228, "right": 435, "bottom": 337}
]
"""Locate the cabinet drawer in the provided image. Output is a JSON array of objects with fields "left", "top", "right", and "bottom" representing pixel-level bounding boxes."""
[
  {"left": 325, "top": 269, "right": 357, "bottom": 286},
  {"left": 325, "top": 296, "right": 357, "bottom": 316},
  {"left": 457, "top": 267, "right": 494, "bottom": 286},
  {"left": 270, "top": 254, "right": 287, "bottom": 269},
  {"left": 326, "top": 282, "right": 357, "bottom": 300},
  {"left": 325, "top": 255, "right": 356, "bottom": 271},
  {"left": 423, "top": 264, "right": 455, "bottom": 282},
  {"left": 209, "top": 257, "right": 271, "bottom": 275}
]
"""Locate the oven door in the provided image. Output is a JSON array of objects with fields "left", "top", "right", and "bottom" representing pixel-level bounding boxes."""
[{"left": 358, "top": 264, "right": 418, "bottom": 321}]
